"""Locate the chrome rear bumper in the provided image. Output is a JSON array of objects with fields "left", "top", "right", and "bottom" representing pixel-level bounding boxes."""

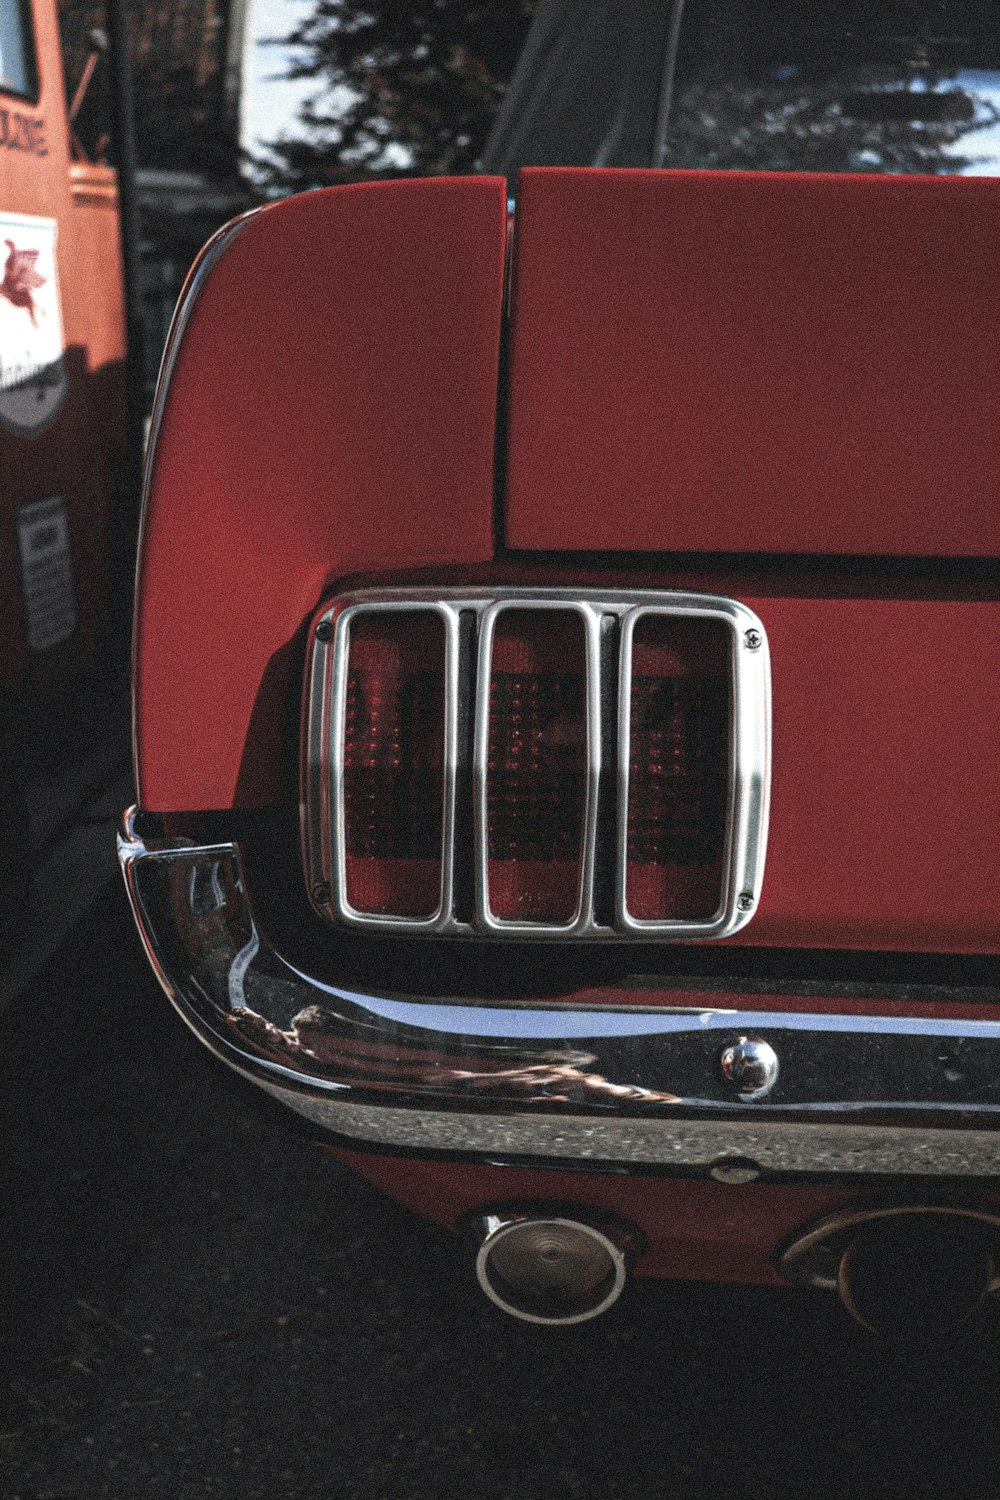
[{"left": 119, "top": 809, "right": 1000, "bottom": 1179}]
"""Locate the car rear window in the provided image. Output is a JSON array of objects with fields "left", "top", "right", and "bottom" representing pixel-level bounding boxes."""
[
  {"left": 484, "top": 0, "right": 1000, "bottom": 177},
  {"left": 664, "top": 0, "right": 1000, "bottom": 175}
]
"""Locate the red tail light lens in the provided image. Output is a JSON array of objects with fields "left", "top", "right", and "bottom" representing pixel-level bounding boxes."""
[
  {"left": 486, "top": 610, "right": 587, "bottom": 924},
  {"left": 625, "top": 616, "right": 730, "bottom": 921},
  {"left": 343, "top": 612, "right": 445, "bottom": 917}
]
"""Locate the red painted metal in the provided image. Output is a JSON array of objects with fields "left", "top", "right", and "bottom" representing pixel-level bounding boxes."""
[
  {"left": 134, "top": 178, "right": 507, "bottom": 810},
  {"left": 330, "top": 1147, "right": 872, "bottom": 1286},
  {"left": 504, "top": 168, "right": 1000, "bottom": 558},
  {"left": 741, "top": 595, "right": 999, "bottom": 954}
]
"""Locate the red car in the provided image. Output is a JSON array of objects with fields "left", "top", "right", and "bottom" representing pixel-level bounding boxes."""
[{"left": 120, "top": 1, "right": 1000, "bottom": 1336}]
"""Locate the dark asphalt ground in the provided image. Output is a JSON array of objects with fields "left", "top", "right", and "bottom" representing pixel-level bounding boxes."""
[{"left": 2, "top": 880, "right": 998, "bottom": 1499}]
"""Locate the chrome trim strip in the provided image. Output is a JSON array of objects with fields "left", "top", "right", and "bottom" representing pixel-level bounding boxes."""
[
  {"left": 120, "top": 810, "right": 1000, "bottom": 1179},
  {"left": 303, "top": 587, "right": 771, "bottom": 940},
  {"left": 302, "top": 604, "right": 333, "bottom": 913},
  {"left": 441, "top": 606, "right": 461, "bottom": 929},
  {"left": 581, "top": 604, "right": 603, "bottom": 929}
]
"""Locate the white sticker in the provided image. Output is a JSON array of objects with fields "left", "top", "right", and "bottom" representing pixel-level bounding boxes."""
[
  {"left": 16, "top": 495, "right": 77, "bottom": 652},
  {"left": 0, "top": 212, "right": 67, "bottom": 436}
]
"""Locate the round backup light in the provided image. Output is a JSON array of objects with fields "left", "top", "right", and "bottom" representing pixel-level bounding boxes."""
[{"left": 475, "top": 1216, "right": 628, "bottom": 1325}]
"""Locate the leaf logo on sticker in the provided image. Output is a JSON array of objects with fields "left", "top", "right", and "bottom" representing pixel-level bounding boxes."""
[
  {"left": 0, "top": 212, "right": 67, "bottom": 436},
  {"left": 2, "top": 239, "right": 46, "bottom": 323}
]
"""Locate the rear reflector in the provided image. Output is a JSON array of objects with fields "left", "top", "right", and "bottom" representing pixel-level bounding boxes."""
[
  {"left": 305, "top": 588, "right": 770, "bottom": 939},
  {"left": 342, "top": 611, "right": 445, "bottom": 917},
  {"left": 485, "top": 609, "right": 587, "bottom": 924},
  {"left": 624, "top": 615, "right": 730, "bottom": 922}
]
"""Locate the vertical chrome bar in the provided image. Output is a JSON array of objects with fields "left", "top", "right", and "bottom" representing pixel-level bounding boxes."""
[
  {"left": 302, "top": 605, "right": 336, "bottom": 914},
  {"left": 614, "top": 608, "right": 638, "bottom": 932},
  {"left": 472, "top": 601, "right": 497, "bottom": 930},
  {"left": 577, "top": 603, "right": 603, "bottom": 930},
  {"left": 727, "top": 613, "right": 772, "bottom": 930},
  {"left": 329, "top": 603, "right": 353, "bottom": 920},
  {"left": 439, "top": 604, "right": 461, "bottom": 925}
]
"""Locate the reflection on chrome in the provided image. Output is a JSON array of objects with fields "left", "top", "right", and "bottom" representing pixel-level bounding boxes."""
[
  {"left": 119, "top": 809, "right": 1000, "bottom": 1177},
  {"left": 449, "top": 1067, "right": 678, "bottom": 1105},
  {"left": 224, "top": 1003, "right": 680, "bottom": 1106}
]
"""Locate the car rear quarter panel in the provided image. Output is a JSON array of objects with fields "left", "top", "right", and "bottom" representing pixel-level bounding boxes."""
[{"left": 133, "top": 178, "right": 508, "bottom": 809}]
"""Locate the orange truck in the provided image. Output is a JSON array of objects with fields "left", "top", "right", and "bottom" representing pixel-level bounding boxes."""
[{"left": 0, "top": 0, "right": 129, "bottom": 926}]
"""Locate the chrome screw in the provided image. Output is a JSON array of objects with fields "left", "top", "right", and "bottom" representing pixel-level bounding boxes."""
[
  {"left": 315, "top": 619, "right": 333, "bottom": 643},
  {"left": 744, "top": 628, "right": 762, "bottom": 650},
  {"left": 311, "top": 881, "right": 331, "bottom": 904},
  {"left": 720, "top": 1037, "right": 779, "bottom": 1098},
  {"left": 737, "top": 892, "right": 754, "bottom": 912}
]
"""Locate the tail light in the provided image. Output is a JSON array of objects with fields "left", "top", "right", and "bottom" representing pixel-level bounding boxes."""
[
  {"left": 623, "top": 614, "right": 730, "bottom": 922},
  {"left": 304, "top": 589, "right": 769, "bottom": 940},
  {"left": 342, "top": 612, "right": 446, "bottom": 917},
  {"left": 484, "top": 609, "right": 588, "bottom": 925}
]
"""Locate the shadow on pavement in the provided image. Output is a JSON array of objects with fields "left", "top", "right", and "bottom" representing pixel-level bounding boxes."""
[{"left": 1, "top": 884, "right": 998, "bottom": 1498}]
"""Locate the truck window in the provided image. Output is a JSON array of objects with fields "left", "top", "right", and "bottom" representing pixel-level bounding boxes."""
[{"left": 0, "top": 0, "right": 38, "bottom": 102}]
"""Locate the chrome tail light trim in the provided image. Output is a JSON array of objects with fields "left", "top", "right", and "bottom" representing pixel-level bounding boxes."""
[{"left": 303, "top": 587, "right": 771, "bottom": 940}]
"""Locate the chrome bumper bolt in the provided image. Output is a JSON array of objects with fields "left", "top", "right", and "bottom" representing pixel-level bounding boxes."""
[{"left": 720, "top": 1037, "right": 779, "bottom": 1098}]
